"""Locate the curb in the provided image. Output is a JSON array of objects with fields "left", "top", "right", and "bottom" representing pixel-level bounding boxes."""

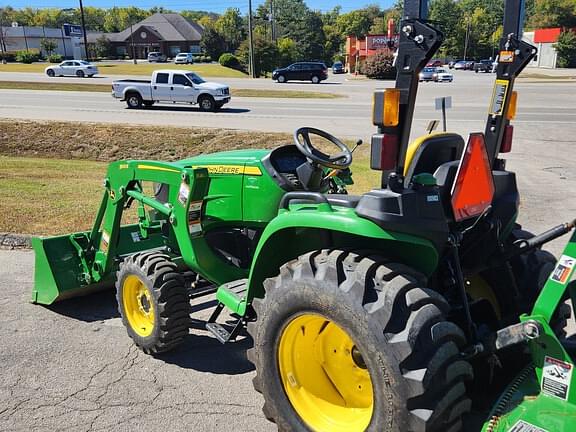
[{"left": 0, "top": 233, "right": 32, "bottom": 250}]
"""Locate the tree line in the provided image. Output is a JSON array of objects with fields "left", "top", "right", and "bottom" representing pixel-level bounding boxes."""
[{"left": 1, "top": 0, "right": 575, "bottom": 71}]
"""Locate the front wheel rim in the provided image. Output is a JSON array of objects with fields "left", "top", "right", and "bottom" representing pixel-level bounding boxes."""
[
  {"left": 201, "top": 99, "right": 212, "bottom": 110},
  {"left": 122, "top": 275, "right": 155, "bottom": 337},
  {"left": 278, "top": 313, "right": 374, "bottom": 432}
]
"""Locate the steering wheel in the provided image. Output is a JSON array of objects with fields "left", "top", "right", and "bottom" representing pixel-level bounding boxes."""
[{"left": 294, "top": 127, "right": 353, "bottom": 169}]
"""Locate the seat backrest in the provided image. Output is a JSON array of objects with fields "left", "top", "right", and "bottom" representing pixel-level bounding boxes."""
[{"left": 403, "top": 132, "right": 465, "bottom": 186}]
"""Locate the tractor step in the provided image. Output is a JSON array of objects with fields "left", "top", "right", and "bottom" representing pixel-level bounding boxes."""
[
  {"left": 205, "top": 301, "right": 245, "bottom": 344},
  {"left": 215, "top": 279, "right": 248, "bottom": 315}
]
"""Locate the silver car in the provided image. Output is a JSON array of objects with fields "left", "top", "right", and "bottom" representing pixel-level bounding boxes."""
[
  {"left": 419, "top": 67, "right": 436, "bottom": 82},
  {"left": 147, "top": 52, "right": 167, "bottom": 63},
  {"left": 45, "top": 60, "right": 98, "bottom": 78},
  {"left": 174, "top": 53, "right": 194, "bottom": 64}
]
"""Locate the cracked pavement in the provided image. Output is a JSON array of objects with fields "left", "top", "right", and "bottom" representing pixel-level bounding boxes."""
[{"left": 0, "top": 252, "right": 274, "bottom": 432}]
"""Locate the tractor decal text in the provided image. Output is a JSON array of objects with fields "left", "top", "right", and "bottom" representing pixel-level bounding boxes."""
[{"left": 192, "top": 165, "right": 262, "bottom": 176}]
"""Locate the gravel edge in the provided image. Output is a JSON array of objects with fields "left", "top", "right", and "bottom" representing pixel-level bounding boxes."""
[{"left": 0, "top": 233, "right": 32, "bottom": 250}]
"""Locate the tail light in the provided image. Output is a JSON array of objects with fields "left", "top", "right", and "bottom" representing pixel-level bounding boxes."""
[
  {"left": 370, "top": 133, "right": 398, "bottom": 170},
  {"left": 451, "top": 133, "right": 495, "bottom": 222},
  {"left": 501, "top": 125, "right": 514, "bottom": 153}
]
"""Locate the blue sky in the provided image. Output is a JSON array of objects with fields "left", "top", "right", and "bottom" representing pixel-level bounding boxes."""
[{"left": 4, "top": 0, "right": 395, "bottom": 14}]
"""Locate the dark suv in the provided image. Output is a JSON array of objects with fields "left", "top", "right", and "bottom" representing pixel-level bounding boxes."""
[
  {"left": 272, "top": 62, "right": 328, "bottom": 83},
  {"left": 474, "top": 59, "right": 494, "bottom": 73}
]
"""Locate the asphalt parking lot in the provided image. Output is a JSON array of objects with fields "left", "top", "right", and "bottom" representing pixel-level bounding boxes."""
[{"left": 1, "top": 69, "right": 576, "bottom": 431}]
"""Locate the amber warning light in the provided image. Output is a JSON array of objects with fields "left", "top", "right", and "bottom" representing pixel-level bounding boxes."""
[{"left": 451, "top": 133, "right": 495, "bottom": 222}]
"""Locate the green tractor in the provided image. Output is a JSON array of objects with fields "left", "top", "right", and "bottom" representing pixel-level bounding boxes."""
[{"left": 31, "top": 0, "right": 576, "bottom": 430}]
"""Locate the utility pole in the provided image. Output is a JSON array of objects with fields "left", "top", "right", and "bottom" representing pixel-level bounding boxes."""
[
  {"left": 0, "top": 8, "right": 6, "bottom": 62},
  {"left": 270, "top": 0, "right": 275, "bottom": 42},
  {"left": 79, "top": 0, "right": 89, "bottom": 61},
  {"left": 248, "top": 0, "right": 256, "bottom": 78},
  {"left": 130, "top": 21, "right": 137, "bottom": 64},
  {"left": 463, "top": 19, "right": 471, "bottom": 61}
]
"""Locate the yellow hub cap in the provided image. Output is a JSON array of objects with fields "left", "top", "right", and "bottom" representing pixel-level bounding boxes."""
[
  {"left": 278, "top": 314, "right": 374, "bottom": 432},
  {"left": 122, "top": 275, "right": 155, "bottom": 337}
]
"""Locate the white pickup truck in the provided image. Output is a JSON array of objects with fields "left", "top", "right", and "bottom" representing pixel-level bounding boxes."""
[{"left": 112, "top": 70, "right": 231, "bottom": 112}]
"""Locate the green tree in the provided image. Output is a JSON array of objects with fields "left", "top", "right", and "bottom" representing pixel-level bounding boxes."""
[
  {"left": 215, "top": 8, "right": 245, "bottom": 52},
  {"left": 40, "top": 38, "right": 57, "bottom": 56},
  {"left": 336, "top": 10, "right": 373, "bottom": 37},
  {"left": 277, "top": 37, "right": 298, "bottom": 66},
  {"left": 429, "top": 0, "right": 463, "bottom": 58},
  {"left": 527, "top": 0, "right": 576, "bottom": 29},
  {"left": 94, "top": 35, "right": 111, "bottom": 58},
  {"left": 554, "top": 30, "right": 576, "bottom": 67},
  {"left": 236, "top": 34, "right": 279, "bottom": 77},
  {"left": 201, "top": 25, "right": 226, "bottom": 59}
]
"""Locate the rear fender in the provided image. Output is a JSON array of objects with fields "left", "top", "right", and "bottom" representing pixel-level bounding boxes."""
[{"left": 242, "top": 206, "right": 439, "bottom": 312}]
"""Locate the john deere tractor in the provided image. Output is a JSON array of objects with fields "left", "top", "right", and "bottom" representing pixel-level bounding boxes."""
[{"left": 32, "top": 0, "right": 576, "bottom": 431}]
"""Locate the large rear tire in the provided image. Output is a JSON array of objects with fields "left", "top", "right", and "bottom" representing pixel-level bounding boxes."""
[
  {"left": 247, "top": 250, "right": 472, "bottom": 432},
  {"left": 116, "top": 252, "right": 190, "bottom": 354}
]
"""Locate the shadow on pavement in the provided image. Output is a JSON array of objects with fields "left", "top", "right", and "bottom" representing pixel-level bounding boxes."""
[
  {"left": 46, "top": 288, "right": 119, "bottom": 322},
  {"left": 161, "top": 333, "right": 254, "bottom": 375},
  {"left": 135, "top": 106, "right": 251, "bottom": 114}
]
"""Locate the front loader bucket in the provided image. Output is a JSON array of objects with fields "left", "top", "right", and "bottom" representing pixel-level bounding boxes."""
[
  {"left": 31, "top": 233, "right": 110, "bottom": 305},
  {"left": 32, "top": 225, "right": 165, "bottom": 305}
]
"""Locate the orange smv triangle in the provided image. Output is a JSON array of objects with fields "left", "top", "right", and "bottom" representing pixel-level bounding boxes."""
[{"left": 450, "top": 133, "right": 495, "bottom": 222}]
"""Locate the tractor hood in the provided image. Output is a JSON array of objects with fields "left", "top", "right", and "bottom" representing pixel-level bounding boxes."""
[{"left": 177, "top": 149, "right": 271, "bottom": 168}]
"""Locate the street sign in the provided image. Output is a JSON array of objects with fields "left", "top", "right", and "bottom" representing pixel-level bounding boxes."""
[{"left": 435, "top": 96, "right": 452, "bottom": 110}]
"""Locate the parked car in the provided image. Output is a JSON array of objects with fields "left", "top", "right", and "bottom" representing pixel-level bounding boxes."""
[
  {"left": 474, "top": 59, "right": 494, "bottom": 73},
  {"left": 454, "top": 60, "right": 474, "bottom": 70},
  {"left": 332, "top": 61, "right": 345, "bottom": 74},
  {"left": 174, "top": 53, "right": 194, "bottom": 64},
  {"left": 448, "top": 60, "right": 457, "bottom": 69},
  {"left": 147, "top": 52, "right": 167, "bottom": 63},
  {"left": 427, "top": 59, "right": 444, "bottom": 67},
  {"left": 419, "top": 67, "right": 437, "bottom": 82},
  {"left": 433, "top": 68, "right": 454, "bottom": 82},
  {"left": 112, "top": 70, "right": 230, "bottom": 111},
  {"left": 45, "top": 60, "right": 98, "bottom": 78},
  {"left": 272, "top": 62, "right": 328, "bottom": 83}
]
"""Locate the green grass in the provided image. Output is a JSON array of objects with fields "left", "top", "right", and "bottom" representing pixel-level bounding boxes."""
[
  {"left": 0, "top": 62, "right": 247, "bottom": 78},
  {"left": 519, "top": 73, "right": 576, "bottom": 80},
  {"left": 0, "top": 81, "right": 343, "bottom": 98},
  {"left": 0, "top": 155, "right": 377, "bottom": 235},
  {"left": 0, "top": 157, "right": 106, "bottom": 235}
]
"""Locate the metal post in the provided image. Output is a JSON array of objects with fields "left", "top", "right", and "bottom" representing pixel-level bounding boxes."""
[
  {"left": 23, "top": 25, "right": 29, "bottom": 52},
  {"left": 130, "top": 22, "right": 137, "bottom": 64},
  {"left": 0, "top": 9, "right": 6, "bottom": 62},
  {"left": 442, "top": 98, "right": 447, "bottom": 132},
  {"left": 78, "top": 0, "right": 89, "bottom": 61},
  {"left": 248, "top": 0, "right": 256, "bottom": 78},
  {"left": 61, "top": 27, "right": 68, "bottom": 58},
  {"left": 463, "top": 19, "right": 470, "bottom": 61}
]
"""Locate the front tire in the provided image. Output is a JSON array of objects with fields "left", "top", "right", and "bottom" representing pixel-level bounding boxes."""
[
  {"left": 46, "top": 69, "right": 55, "bottom": 77},
  {"left": 311, "top": 75, "right": 320, "bottom": 84},
  {"left": 277, "top": 75, "right": 286, "bottom": 83},
  {"left": 248, "top": 250, "right": 472, "bottom": 432},
  {"left": 198, "top": 95, "right": 216, "bottom": 112},
  {"left": 116, "top": 252, "right": 190, "bottom": 354}
]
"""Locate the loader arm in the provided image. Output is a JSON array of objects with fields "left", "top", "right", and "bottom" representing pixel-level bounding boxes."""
[{"left": 32, "top": 161, "right": 211, "bottom": 305}]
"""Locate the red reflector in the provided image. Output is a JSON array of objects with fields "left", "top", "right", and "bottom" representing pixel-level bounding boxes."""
[
  {"left": 451, "top": 133, "right": 495, "bottom": 222},
  {"left": 500, "top": 124, "right": 514, "bottom": 153},
  {"left": 370, "top": 133, "right": 398, "bottom": 170}
]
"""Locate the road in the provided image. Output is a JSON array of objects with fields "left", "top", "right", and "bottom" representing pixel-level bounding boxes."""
[
  {"left": 1, "top": 70, "right": 576, "bottom": 431},
  {"left": 1, "top": 70, "right": 575, "bottom": 140}
]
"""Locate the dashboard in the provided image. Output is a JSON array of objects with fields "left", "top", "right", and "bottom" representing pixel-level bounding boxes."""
[{"left": 269, "top": 145, "right": 307, "bottom": 174}]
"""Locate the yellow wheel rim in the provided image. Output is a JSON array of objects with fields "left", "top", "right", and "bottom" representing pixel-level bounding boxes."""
[
  {"left": 122, "top": 275, "right": 155, "bottom": 337},
  {"left": 278, "top": 314, "right": 374, "bottom": 432}
]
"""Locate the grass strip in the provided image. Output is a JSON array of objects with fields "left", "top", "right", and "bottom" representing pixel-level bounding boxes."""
[
  {"left": 0, "top": 62, "right": 247, "bottom": 78},
  {"left": 0, "top": 81, "right": 343, "bottom": 98},
  {"left": 0, "top": 119, "right": 375, "bottom": 235}
]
